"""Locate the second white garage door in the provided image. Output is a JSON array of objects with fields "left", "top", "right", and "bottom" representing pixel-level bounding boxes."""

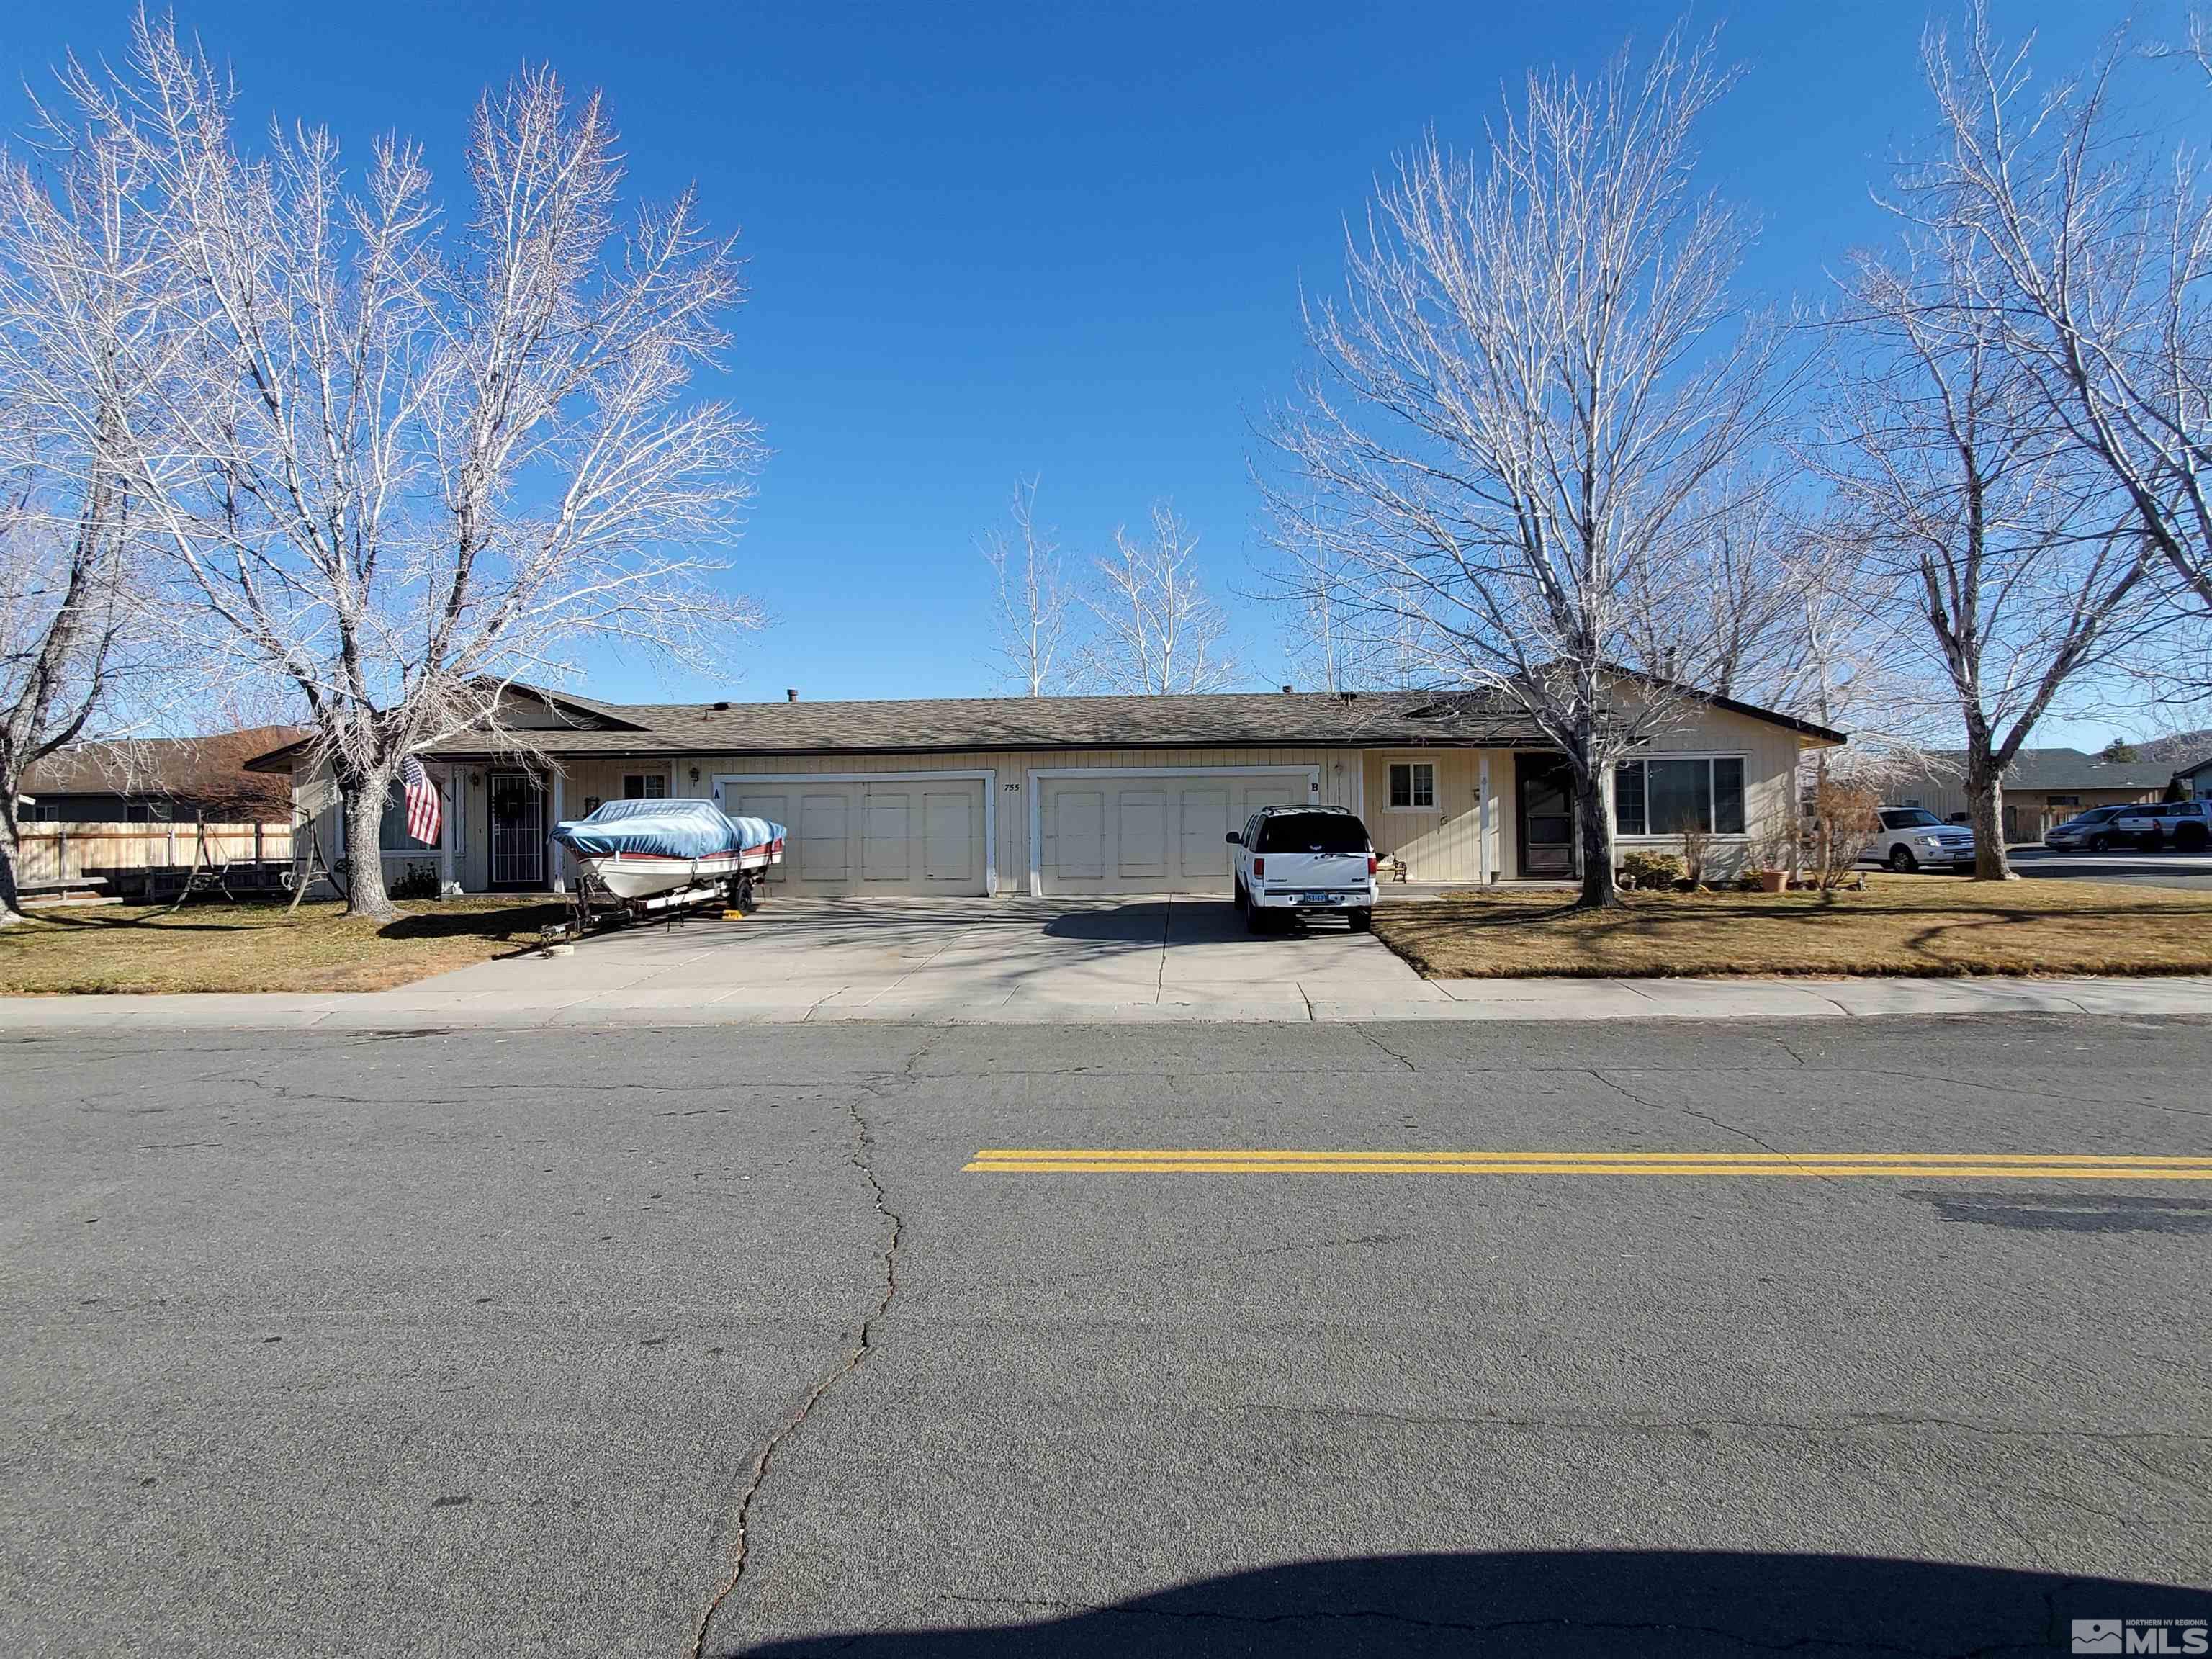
[
  {"left": 715, "top": 775, "right": 990, "bottom": 896},
  {"left": 1036, "top": 770, "right": 1314, "bottom": 895}
]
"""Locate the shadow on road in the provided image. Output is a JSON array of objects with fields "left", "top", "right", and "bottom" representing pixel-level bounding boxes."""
[{"left": 729, "top": 1550, "right": 2212, "bottom": 1656}]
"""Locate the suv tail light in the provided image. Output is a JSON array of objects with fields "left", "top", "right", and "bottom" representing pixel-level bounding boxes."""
[
  {"left": 1367, "top": 853, "right": 1378, "bottom": 876},
  {"left": 1252, "top": 858, "right": 1264, "bottom": 878}
]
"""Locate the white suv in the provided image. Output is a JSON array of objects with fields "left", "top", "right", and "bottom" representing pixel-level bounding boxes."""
[
  {"left": 1228, "top": 806, "right": 1379, "bottom": 932},
  {"left": 1869, "top": 806, "right": 1977, "bottom": 872}
]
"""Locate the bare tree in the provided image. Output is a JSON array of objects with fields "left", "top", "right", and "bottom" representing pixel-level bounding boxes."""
[
  {"left": 1266, "top": 30, "right": 1785, "bottom": 907},
  {"left": 60, "top": 17, "right": 763, "bottom": 919},
  {"left": 1817, "top": 234, "right": 2162, "bottom": 879},
  {"left": 1075, "top": 501, "right": 1241, "bottom": 694},
  {"left": 0, "top": 82, "right": 181, "bottom": 923},
  {"left": 1905, "top": 7, "right": 2211, "bottom": 628},
  {"left": 978, "top": 475, "right": 1071, "bottom": 696}
]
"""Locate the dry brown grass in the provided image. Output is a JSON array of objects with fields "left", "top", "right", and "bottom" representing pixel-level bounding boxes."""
[
  {"left": 0, "top": 897, "right": 570, "bottom": 994},
  {"left": 1370, "top": 875, "right": 2212, "bottom": 979}
]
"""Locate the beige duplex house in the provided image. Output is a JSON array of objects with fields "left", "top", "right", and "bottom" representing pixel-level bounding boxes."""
[{"left": 257, "top": 683, "right": 1842, "bottom": 899}]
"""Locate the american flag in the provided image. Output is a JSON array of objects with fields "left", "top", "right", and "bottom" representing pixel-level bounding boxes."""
[{"left": 400, "top": 756, "right": 441, "bottom": 845}]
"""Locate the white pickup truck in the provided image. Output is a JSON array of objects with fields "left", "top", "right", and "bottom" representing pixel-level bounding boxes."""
[{"left": 1228, "top": 805, "right": 1380, "bottom": 932}]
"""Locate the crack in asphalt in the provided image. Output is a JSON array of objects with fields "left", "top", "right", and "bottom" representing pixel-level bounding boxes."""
[
  {"left": 1587, "top": 1068, "right": 1840, "bottom": 1183},
  {"left": 690, "top": 1060, "right": 911, "bottom": 1659},
  {"left": 1354, "top": 1024, "right": 1419, "bottom": 1071}
]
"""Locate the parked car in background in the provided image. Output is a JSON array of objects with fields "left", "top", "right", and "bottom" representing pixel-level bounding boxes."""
[
  {"left": 1867, "top": 806, "right": 1977, "bottom": 872},
  {"left": 1228, "top": 805, "right": 1379, "bottom": 932},
  {"left": 2107, "top": 799, "right": 2212, "bottom": 853},
  {"left": 2042, "top": 804, "right": 2131, "bottom": 852}
]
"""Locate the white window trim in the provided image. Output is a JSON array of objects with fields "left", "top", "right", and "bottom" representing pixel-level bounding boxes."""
[
  {"left": 1611, "top": 750, "right": 1753, "bottom": 842},
  {"left": 711, "top": 769, "right": 998, "bottom": 896},
  {"left": 1380, "top": 757, "right": 1440, "bottom": 814},
  {"left": 1022, "top": 764, "right": 1322, "bottom": 896}
]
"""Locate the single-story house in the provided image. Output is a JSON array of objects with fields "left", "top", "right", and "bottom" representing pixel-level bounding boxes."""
[
  {"left": 1881, "top": 749, "right": 2175, "bottom": 845},
  {"left": 19, "top": 727, "right": 303, "bottom": 824},
  {"left": 252, "top": 683, "right": 1842, "bottom": 898},
  {"left": 2170, "top": 754, "right": 2212, "bottom": 801}
]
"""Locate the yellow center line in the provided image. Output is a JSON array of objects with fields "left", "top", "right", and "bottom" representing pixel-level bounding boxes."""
[{"left": 962, "top": 1148, "right": 2212, "bottom": 1179}]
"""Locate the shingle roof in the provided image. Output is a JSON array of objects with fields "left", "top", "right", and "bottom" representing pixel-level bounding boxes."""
[
  {"left": 1921, "top": 747, "right": 2180, "bottom": 791},
  {"left": 23, "top": 727, "right": 305, "bottom": 820},
  {"left": 422, "top": 689, "right": 1551, "bottom": 757},
  {"left": 243, "top": 680, "right": 1845, "bottom": 770}
]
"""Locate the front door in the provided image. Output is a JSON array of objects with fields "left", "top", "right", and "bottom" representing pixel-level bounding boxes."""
[
  {"left": 487, "top": 771, "right": 545, "bottom": 889},
  {"left": 1515, "top": 754, "right": 1577, "bottom": 879}
]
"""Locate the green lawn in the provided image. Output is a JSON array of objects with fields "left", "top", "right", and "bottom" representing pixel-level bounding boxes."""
[
  {"left": 1370, "top": 876, "right": 2212, "bottom": 979},
  {"left": 0, "top": 897, "right": 569, "bottom": 994}
]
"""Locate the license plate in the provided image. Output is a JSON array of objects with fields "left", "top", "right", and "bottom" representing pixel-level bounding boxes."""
[{"left": 1300, "top": 891, "right": 1340, "bottom": 904}]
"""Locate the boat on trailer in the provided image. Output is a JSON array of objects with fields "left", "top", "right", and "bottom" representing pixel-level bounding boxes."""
[{"left": 551, "top": 799, "right": 786, "bottom": 917}]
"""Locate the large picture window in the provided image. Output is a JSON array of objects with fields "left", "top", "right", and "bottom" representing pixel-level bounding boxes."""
[{"left": 1612, "top": 757, "right": 1745, "bottom": 837}]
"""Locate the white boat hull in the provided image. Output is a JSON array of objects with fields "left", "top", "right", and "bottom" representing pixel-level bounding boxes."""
[{"left": 573, "top": 845, "right": 781, "bottom": 901}]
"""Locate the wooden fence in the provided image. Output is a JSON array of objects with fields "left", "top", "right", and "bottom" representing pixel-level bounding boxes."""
[{"left": 17, "top": 822, "right": 294, "bottom": 889}]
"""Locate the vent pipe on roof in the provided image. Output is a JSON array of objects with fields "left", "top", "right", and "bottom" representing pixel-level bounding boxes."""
[
  {"left": 786, "top": 688, "right": 798, "bottom": 702},
  {"left": 1282, "top": 684, "right": 1293, "bottom": 693}
]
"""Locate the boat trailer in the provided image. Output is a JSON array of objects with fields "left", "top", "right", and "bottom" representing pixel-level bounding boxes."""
[{"left": 551, "top": 862, "right": 767, "bottom": 945}]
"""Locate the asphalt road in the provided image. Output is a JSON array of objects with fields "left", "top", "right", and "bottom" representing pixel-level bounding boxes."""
[
  {"left": 5, "top": 1017, "right": 2211, "bottom": 1658},
  {"left": 2008, "top": 845, "right": 2212, "bottom": 891}
]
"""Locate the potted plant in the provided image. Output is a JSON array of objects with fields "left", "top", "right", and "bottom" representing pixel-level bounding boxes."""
[{"left": 1748, "top": 806, "right": 1797, "bottom": 892}]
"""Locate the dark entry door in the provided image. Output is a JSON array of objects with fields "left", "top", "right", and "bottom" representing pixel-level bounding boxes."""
[
  {"left": 1515, "top": 754, "right": 1577, "bottom": 879},
  {"left": 487, "top": 771, "right": 545, "bottom": 889}
]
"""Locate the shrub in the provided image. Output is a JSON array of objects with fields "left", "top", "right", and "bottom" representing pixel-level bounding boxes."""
[
  {"left": 389, "top": 860, "right": 442, "bottom": 901},
  {"left": 1807, "top": 779, "right": 1879, "bottom": 891},
  {"left": 1678, "top": 826, "right": 1713, "bottom": 887},
  {"left": 1619, "top": 850, "right": 1683, "bottom": 890}
]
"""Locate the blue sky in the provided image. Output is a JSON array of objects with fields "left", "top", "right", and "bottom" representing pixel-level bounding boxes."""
[{"left": 9, "top": 1, "right": 2192, "bottom": 737}]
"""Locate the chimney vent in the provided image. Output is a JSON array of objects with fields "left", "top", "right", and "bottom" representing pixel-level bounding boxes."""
[
  {"left": 786, "top": 688, "right": 798, "bottom": 702},
  {"left": 1281, "top": 684, "right": 1293, "bottom": 694}
]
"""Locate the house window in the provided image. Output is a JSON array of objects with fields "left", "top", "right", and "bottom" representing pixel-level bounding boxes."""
[
  {"left": 583, "top": 796, "right": 601, "bottom": 815},
  {"left": 1612, "top": 757, "right": 1746, "bottom": 836},
  {"left": 1387, "top": 762, "right": 1436, "bottom": 809},
  {"left": 378, "top": 778, "right": 444, "bottom": 850},
  {"left": 622, "top": 773, "right": 667, "bottom": 800},
  {"left": 2047, "top": 795, "right": 2079, "bottom": 807}
]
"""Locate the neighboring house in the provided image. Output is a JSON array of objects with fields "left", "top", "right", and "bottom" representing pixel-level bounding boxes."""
[
  {"left": 2170, "top": 755, "right": 2212, "bottom": 801},
  {"left": 251, "top": 683, "right": 1842, "bottom": 897},
  {"left": 1881, "top": 749, "right": 2172, "bottom": 845},
  {"left": 18, "top": 728, "right": 304, "bottom": 825}
]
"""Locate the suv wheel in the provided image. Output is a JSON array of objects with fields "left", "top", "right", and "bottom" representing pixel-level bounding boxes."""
[
  {"left": 1233, "top": 878, "right": 1246, "bottom": 912},
  {"left": 2179, "top": 824, "right": 2209, "bottom": 854},
  {"left": 2088, "top": 832, "right": 2112, "bottom": 853},
  {"left": 1246, "top": 899, "right": 1272, "bottom": 935},
  {"left": 1346, "top": 907, "right": 1373, "bottom": 932},
  {"left": 1887, "top": 845, "right": 1917, "bottom": 873}
]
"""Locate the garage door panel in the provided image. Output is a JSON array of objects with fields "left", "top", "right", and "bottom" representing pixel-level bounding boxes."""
[
  {"left": 924, "top": 791, "right": 974, "bottom": 883},
  {"left": 1054, "top": 792, "right": 1105, "bottom": 881},
  {"left": 1118, "top": 791, "right": 1167, "bottom": 878},
  {"left": 800, "top": 794, "right": 850, "bottom": 882},
  {"left": 719, "top": 776, "right": 987, "bottom": 896},
  {"left": 1039, "top": 770, "right": 1317, "bottom": 895},
  {"left": 863, "top": 791, "right": 911, "bottom": 881},
  {"left": 1179, "top": 788, "right": 1231, "bottom": 878},
  {"left": 733, "top": 793, "right": 790, "bottom": 884}
]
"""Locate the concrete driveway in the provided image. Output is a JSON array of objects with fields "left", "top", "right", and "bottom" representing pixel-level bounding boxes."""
[{"left": 413, "top": 895, "right": 1442, "bottom": 1021}]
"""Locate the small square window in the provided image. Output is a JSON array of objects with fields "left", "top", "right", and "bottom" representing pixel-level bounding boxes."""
[
  {"left": 622, "top": 773, "right": 667, "bottom": 801},
  {"left": 1388, "top": 762, "right": 1435, "bottom": 809}
]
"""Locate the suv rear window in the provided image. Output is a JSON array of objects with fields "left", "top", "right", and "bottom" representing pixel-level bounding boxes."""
[{"left": 1254, "top": 813, "right": 1370, "bottom": 854}]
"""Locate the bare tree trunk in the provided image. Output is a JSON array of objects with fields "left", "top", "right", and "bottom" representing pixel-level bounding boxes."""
[
  {"left": 341, "top": 786, "right": 397, "bottom": 922},
  {"left": 1965, "top": 751, "right": 2014, "bottom": 881},
  {"left": 0, "top": 809, "right": 23, "bottom": 925},
  {"left": 1571, "top": 757, "right": 1619, "bottom": 910}
]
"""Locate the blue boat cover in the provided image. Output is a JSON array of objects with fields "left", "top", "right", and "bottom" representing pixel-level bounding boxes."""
[{"left": 551, "top": 799, "right": 785, "bottom": 860}]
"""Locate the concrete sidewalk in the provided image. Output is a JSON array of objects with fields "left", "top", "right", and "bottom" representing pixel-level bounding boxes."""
[{"left": 4, "top": 972, "right": 2208, "bottom": 1030}]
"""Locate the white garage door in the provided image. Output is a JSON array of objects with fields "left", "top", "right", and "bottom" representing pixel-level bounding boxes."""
[
  {"left": 1038, "top": 770, "right": 1313, "bottom": 895},
  {"left": 716, "top": 776, "right": 989, "bottom": 896}
]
